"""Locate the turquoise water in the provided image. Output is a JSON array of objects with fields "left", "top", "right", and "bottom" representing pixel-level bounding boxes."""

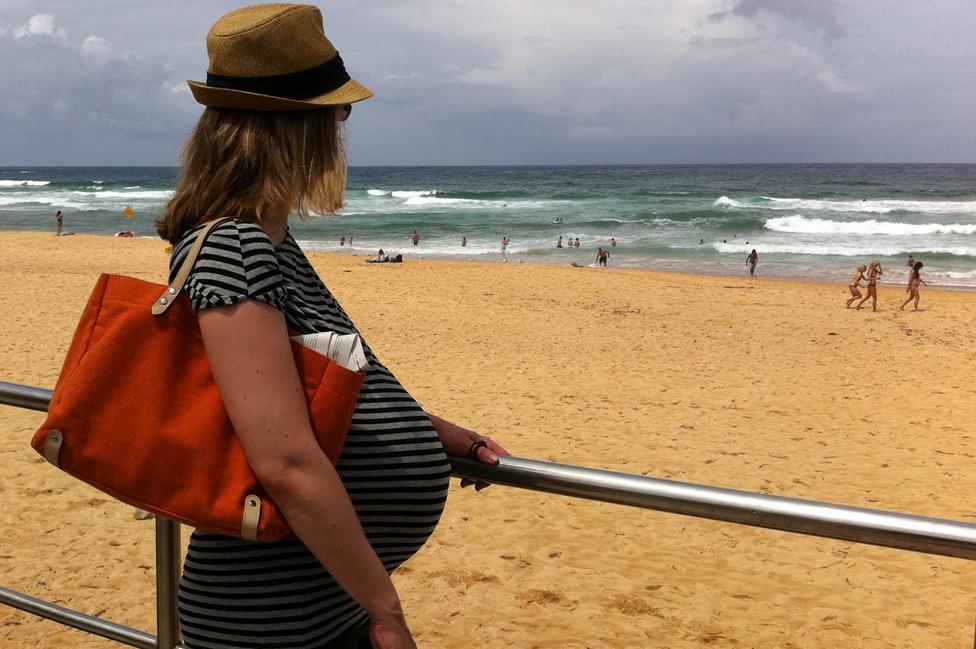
[{"left": 2, "top": 165, "right": 974, "bottom": 285}]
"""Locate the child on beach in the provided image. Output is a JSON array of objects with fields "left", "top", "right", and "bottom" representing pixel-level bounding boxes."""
[
  {"left": 846, "top": 264, "right": 867, "bottom": 308},
  {"left": 901, "top": 261, "right": 927, "bottom": 311},
  {"left": 856, "top": 260, "right": 883, "bottom": 311}
]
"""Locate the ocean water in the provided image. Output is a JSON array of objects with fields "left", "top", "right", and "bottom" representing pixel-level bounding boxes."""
[{"left": 2, "top": 164, "right": 974, "bottom": 286}]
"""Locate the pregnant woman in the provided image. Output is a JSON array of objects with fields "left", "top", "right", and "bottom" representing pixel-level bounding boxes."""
[{"left": 156, "top": 5, "right": 508, "bottom": 648}]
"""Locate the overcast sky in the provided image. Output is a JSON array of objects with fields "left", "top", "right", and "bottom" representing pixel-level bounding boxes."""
[{"left": 1, "top": 0, "right": 974, "bottom": 165}]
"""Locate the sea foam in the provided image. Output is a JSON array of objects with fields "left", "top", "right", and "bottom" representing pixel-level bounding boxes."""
[
  {"left": 764, "top": 215, "right": 976, "bottom": 236},
  {"left": 0, "top": 180, "right": 51, "bottom": 187},
  {"left": 715, "top": 195, "right": 976, "bottom": 215},
  {"left": 713, "top": 241, "right": 976, "bottom": 258},
  {"left": 760, "top": 196, "right": 976, "bottom": 215}
]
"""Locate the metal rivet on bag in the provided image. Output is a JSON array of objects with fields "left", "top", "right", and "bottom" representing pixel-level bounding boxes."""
[
  {"left": 160, "top": 298, "right": 168, "bottom": 305},
  {"left": 168, "top": 287, "right": 176, "bottom": 295},
  {"left": 248, "top": 498, "right": 257, "bottom": 507}
]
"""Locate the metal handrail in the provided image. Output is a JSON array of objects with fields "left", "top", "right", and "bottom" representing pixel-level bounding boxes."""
[{"left": 2, "top": 378, "right": 975, "bottom": 648}]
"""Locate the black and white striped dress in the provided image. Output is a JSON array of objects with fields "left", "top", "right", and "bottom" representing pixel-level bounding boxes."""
[{"left": 169, "top": 220, "right": 451, "bottom": 648}]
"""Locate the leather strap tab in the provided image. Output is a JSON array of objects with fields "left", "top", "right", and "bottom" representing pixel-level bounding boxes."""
[
  {"left": 241, "top": 494, "right": 261, "bottom": 542},
  {"left": 43, "top": 430, "right": 64, "bottom": 467},
  {"left": 153, "top": 218, "right": 236, "bottom": 316}
]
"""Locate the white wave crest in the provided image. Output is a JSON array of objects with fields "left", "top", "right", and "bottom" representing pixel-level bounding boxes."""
[
  {"left": 0, "top": 180, "right": 51, "bottom": 187},
  {"left": 71, "top": 189, "right": 173, "bottom": 199},
  {"left": 712, "top": 241, "right": 976, "bottom": 258},
  {"left": 715, "top": 195, "right": 976, "bottom": 215},
  {"left": 713, "top": 196, "right": 747, "bottom": 208},
  {"left": 403, "top": 195, "right": 478, "bottom": 206},
  {"left": 764, "top": 215, "right": 976, "bottom": 236},
  {"left": 391, "top": 190, "right": 437, "bottom": 198},
  {"left": 761, "top": 196, "right": 976, "bottom": 215},
  {"left": 0, "top": 194, "right": 89, "bottom": 208},
  {"left": 366, "top": 189, "right": 389, "bottom": 196},
  {"left": 941, "top": 269, "right": 976, "bottom": 280}
]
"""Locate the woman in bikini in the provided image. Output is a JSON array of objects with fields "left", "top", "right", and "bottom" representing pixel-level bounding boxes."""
[
  {"left": 900, "top": 261, "right": 927, "bottom": 311},
  {"left": 846, "top": 264, "right": 867, "bottom": 308},
  {"left": 855, "top": 260, "right": 883, "bottom": 311}
]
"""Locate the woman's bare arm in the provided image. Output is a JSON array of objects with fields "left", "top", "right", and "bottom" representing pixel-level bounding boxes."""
[{"left": 198, "top": 300, "right": 407, "bottom": 627}]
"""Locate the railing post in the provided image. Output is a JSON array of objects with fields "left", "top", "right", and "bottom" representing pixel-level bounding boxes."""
[{"left": 155, "top": 518, "right": 181, "bottom": 649}]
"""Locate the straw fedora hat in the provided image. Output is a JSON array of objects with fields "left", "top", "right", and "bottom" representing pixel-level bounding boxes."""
[{"left": 188, "top": 3, "right": 373, "bottom": 111}]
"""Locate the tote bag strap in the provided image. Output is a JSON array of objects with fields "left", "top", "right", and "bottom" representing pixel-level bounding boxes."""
[{"left": 152, "top": 217, "right": 237, "bottom": 316}]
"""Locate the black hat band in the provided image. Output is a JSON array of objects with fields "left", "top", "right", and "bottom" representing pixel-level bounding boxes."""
[{"left": 206, "top": 54, "right": 351, "bottom": 100}]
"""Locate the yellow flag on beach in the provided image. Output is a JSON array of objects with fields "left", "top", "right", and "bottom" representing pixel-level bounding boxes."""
[{"left": 123, "top": 206, "right": 134, "bottom": 218}]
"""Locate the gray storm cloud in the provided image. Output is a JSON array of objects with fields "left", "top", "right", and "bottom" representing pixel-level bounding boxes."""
[{"left": 0, "top": 1, "right": 973, "bottom": 165}]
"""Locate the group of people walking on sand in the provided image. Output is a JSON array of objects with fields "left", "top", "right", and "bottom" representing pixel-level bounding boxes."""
[{"left": 846, "top": 255, "right": 927, "bottom": 311}]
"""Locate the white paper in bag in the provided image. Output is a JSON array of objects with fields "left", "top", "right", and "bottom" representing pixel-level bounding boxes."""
[{"left": 290, "top": 331, "right": 368, "bottom": 372}]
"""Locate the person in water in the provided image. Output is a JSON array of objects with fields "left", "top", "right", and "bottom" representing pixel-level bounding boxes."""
[
  {"left": 855, "top": 260, "right": 883, "bottom": 311},
  {"left": 746, "top": 249, "right": 758, "bottom": 276},
  {"left": 411, "top": 230, "right": 420, "bottom": 245},
  {"left": 461, "top": 236, "right": 467, "bottom": 248},
  {"left": 901, "top": 261, "right": 927, "bottom": 311},
  {"left": 846, "top": 264, "right": 867, "bottom": 308},
  {"left": 556, "top": 236, "right": 563, "bottom": 248}
]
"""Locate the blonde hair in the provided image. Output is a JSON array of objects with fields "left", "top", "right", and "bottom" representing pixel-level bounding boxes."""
[{"left": 156, "top": 107, "right": 346, "bottom": 243}]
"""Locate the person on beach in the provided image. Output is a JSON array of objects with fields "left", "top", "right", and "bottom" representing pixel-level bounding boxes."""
[
  {"left": 349, "top": 236, "right": 353, "bottom": 247},
  {"left": 846, "top": 264, "right": 867, "bottom": 308},
  {"left": 906, "top": 254, "right": 915, "bottom": 268},
  {"left": 610, "top": 237, "right": 616, "bottom": 247},
  {"left": 411, "top": 230, "right": 420, "bottom": 246},
  {"left": 596, "top": 247, "right": 609, "bottom": 267},
  {"left": 901, "top": 261, "right": 927, "bottom": 311},
  {"left": 461, "top": 236, "right": 467, "bottom": 248},
  {"left": 747, "top": 249, "right": 758, "bottom": 276},
  {"left": 156, "top": 6, "right": 508, "bottom": 648},
  {"left": 340, "top": 235, "right": 346, "bottom": 246},
  {"left": 557, "top": 235, "right": 563, "bottom": 248},
  {"left": 856, "top": 260, "right": 883, "bottom": 311},
  {"left": 55, "top": 210, "right": 63, "bottom": 236}
]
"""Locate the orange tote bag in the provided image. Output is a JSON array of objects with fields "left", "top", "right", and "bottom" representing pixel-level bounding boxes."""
[{"left": 31, "top": 219, "right": 364, "bottom": 542}]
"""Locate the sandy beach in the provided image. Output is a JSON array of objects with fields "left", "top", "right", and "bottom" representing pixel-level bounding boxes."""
[{"left": 2, "top": 231, "right": 976, "bottom": 648}]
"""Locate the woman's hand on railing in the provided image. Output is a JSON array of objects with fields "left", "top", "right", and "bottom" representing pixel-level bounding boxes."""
[{"left": 426, "top": 412, "right": 510, "bottom": 491}]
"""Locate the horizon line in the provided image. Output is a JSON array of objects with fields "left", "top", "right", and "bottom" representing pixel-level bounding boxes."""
[{"left": 2, "top": 162, "right": 976, "bottom": 169}]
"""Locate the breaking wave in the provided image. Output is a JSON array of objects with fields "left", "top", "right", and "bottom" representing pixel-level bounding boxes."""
[
  {"left": 0, "top": 180, "right": 51, "bottom": 187},
  {"left": 764, "top": 215, "right": 976, "bottom": 236}
]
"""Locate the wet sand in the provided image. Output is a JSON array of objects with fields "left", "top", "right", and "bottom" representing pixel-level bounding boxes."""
[{"left": 2, "top": 231, "right": 975, "bottom": 648}]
